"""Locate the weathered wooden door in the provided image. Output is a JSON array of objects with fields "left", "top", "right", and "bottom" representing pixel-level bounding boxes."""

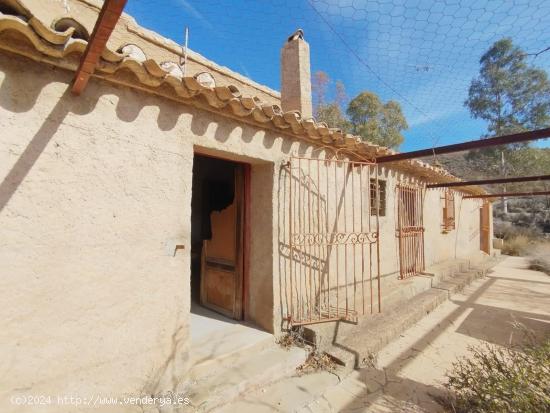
[
  {"left": 480, "top": 201, "right": 491, "bottom": 254},
  {"left": 397, "top": 184, "right": 425, "bottom": 279},
  {"left": 200, "top": 167, "right": 244, "bottom": 319}
]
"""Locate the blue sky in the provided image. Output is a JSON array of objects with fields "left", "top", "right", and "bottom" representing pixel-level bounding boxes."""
[{"left": 126, "top": 0, "right": 550, "bottom": 151}]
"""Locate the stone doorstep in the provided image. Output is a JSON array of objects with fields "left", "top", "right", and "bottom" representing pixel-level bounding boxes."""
[
  {"left": 188, "top": 323, "right": 275, "bottom": 379},
  {"left": 180, "top": 343, "right": 308, "bottom": 412}
]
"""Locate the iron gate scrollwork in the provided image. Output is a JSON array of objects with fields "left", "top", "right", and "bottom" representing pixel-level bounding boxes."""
[{"left": 285, "top": 156, "right": 381, "bottom": 326}]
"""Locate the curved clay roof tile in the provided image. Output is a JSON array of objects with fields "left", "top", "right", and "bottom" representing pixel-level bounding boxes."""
[
  {"left": 0, "top": 3, "right": 486, "bottom": 195},
  {"left": 119, "top": 44, "right": 147, "bottom": 63},
  {"left": 215, "top": 85, "right": 240, "bottom": 101}
]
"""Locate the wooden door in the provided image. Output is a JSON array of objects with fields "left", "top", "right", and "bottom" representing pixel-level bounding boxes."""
[
  {"left": 480, "top": 202, "right": 491, "bottom": 254},
  {"left": 200, "top": 167, "right": 244, "bottom": 319}
]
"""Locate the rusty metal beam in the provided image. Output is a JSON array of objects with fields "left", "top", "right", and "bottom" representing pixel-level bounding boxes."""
[
  {"left": 464, "top": 191, "right": 550, "bottom": 199},
  {"left": 427, "top": 174, "right": 550, "bottom": 188},
  {"left": 376, "top": 128, "right": 550, "bottom": 163},
  {"left": 72, "top": 0, "right": 127, "bottom": 95}
]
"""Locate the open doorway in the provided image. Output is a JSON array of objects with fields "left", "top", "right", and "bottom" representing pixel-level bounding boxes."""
[
  {"left": 191, "top": 154, "right": 246, "bottom": 320},
  {"left": 189, "top": 154, "right": 275, "bottom": 368}
]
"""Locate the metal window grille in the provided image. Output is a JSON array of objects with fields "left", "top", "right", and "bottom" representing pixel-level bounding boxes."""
[
  {"left": 370, "top": 179, "right": 386, "bottom": 217},
  {"left": 284, "top": 156, "right": 381, "bottom": 326}
]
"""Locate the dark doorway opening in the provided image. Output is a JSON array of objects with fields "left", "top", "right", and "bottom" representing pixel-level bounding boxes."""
[{"left": 191, "top": 154, "right": 245, "bottom": 320}]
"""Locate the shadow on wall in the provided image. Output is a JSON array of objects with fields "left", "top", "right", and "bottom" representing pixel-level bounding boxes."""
[
  {"left": 277, "top": 160, "right": 329, "bottom": 330},
  {"left": 277, "top": 155, "right": 384, "bottom": 329},
  {"left": 0, "top": 77, "right": 97, "bottom": 213},
  {"left": 0, "top": 55, "right": 281, "bottom": 214}
]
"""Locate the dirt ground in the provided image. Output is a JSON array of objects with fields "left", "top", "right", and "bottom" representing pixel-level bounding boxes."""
[{"left": 304, "top": 256, "right": 550, "bottom": 412}]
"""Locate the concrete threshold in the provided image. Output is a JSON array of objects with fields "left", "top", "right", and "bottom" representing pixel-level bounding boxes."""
[
  {"left": 189, "top": 305, "right": 274, "bottom": 376},
  {"left": 182, "top": 305, "right": 309, "bottom": 412}
]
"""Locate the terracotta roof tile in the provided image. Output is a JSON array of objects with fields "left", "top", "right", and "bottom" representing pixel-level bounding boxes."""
[{"left": 0, "top": 3, "right": 485, "bottom": 195}]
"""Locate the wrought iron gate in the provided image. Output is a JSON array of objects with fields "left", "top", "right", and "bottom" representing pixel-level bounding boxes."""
[
  {"left": 396, "top": 184, "right": 425, "bottom": 279},
  {"left": 285, "top": 156, "right": 381, "bottom": 326}
]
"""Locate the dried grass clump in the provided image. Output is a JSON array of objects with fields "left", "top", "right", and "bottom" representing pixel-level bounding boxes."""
[
  {"left": 277, "top": 328, "right": 337, "bottom": 375},
  {"left": 528, "top": 243, "right": 550, "bottom": 275},
  {"left": 501, "top": 234, "right": 531, "bottom": 256},
  {"left": 276, "top": 329, "right": 307, "bottom": 350},
  {"left": 296, "top": 351, "right": 337, "bottom": 375},
  {"left": 444, "top": 338, "right": 550, "bottom": 413}
]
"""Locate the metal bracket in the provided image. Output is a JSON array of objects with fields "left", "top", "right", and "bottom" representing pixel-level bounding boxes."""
[{"left": 165, "top": 239, "right": 186, "bottom": 257}]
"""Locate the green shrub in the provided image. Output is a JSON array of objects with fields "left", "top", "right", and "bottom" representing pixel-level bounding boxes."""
[{"left": 445, "top": 339, "right": 550, "bottom": 413}]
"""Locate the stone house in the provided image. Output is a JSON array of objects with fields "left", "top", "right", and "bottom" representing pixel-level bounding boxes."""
[{"left": 0, "top": 0, "right": 493, "bottom": 411}]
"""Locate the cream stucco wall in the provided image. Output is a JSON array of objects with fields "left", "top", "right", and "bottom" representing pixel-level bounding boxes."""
[
  {"left": 0, "top": 55, "right": 193, "bottom": 413},
  {"left": 1, "top": 49, "right": 491, "bottom": 412},
  {"left": 276, "top": 163, "right": 488, "bottom": 323},
  {"left": 0, "top": 50, "right": 311, "bottom": 412}
]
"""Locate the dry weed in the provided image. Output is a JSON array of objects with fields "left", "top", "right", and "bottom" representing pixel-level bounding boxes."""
[
  {"left": 501, "top": 234, "right": 531, "bottom": 256},
  {"left": 296, "top": 351, "right": 337, "bottom": 375},
  {"left": 443, "top": 324, "right": 550, "bottom": 413},
  {"left": 528, "top": 243, "right": 550, "bottom": 275}
]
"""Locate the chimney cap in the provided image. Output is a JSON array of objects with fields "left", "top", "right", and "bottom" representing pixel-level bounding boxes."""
[{"left": 287, "top": 29, "right": 304, "bottom": 42}]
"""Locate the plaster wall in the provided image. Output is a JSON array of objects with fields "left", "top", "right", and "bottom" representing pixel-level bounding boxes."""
[
  {"left": 276, "top": 164, "right": 487, "bottom": 322},
  {"left": 0, "top": 51, "right": 490, "bottom": 412},
  {"left": 0, "top": 53, "right": 288, "bottom": 412}
]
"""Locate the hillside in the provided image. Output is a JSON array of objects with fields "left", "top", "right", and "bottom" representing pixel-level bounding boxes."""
[{"left": 421, "top": 148, "right": 550, "bottom": 238}]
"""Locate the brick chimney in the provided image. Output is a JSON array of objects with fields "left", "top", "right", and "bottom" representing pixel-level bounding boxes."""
[{"left": 280, "top": 29, "right": 313, "bottom": 118}]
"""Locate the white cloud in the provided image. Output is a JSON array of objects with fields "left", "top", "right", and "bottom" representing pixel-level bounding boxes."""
[{"left": 176, "top": 0, "right": 216, "bottom": 33}]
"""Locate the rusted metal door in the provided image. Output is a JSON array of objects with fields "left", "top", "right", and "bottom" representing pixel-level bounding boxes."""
[
  {"left": 200, "top": 168, "right": 244, "bottom": 319},
  {"left": 480, "top": 201, "right": 491, "bottom": 254},
  {"left": 285, "top": 156, "right": 381, "bottom": 326},
  {"left": 396, "top": 184, "right": 425, "bottom": 279}
]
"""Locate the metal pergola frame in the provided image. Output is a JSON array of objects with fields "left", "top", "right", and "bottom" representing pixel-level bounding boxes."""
[
  {"left": 72, "top": 0, "right": 127, "bottom": 95},
  {"left": 427, "top": 174, "right": 550, "bottom": 188},
  {"left": 376, "top": 128, "right": 550, "bottom": 163},
  {"left": 464, "top": 191, "right": 550, "bottom": 199},
  {"left": 71, "top": 3, "right": 549, "bottom": 205}
]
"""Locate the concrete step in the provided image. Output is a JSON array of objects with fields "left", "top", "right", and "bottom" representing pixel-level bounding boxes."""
[
  {"left": 189, "top": 323, "right": 275, "bottom": 378},
  {"left": 328, "top": 270, "right": 481, "bottom": 370},
  {"left": 309, "top": 266, "right": 489, "bottom": 373},
  {"left": 302, "top": 259, "right": 476, "bottom": 354},
  {"left": 214, "top": 370, "right": 340, "bottom": 413},
  {"left": 215, "top": 258, "right": 500, "bottom": 413},
  {"left": 182, "top": 343, "right": 308, "bottom": 412}
]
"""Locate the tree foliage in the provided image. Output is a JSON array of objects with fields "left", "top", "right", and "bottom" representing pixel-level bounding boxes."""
[
  {"left": 311, "top": 71, "right": 408, "bottom": 149},
  {"left": 465, "top": 38, "right": 550, "bottom": 137},
  {"left": 346, "top": 92, "right": 408, "bottom": 148},
  {"left": 316, "top": 103, "right": 352, "bottom": 132},
  {"left": 312, "top": 71, "right": 352, "bottom": 133},
  {"left": 462, "top": 38, "right": 550, "bottom": 183}
]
